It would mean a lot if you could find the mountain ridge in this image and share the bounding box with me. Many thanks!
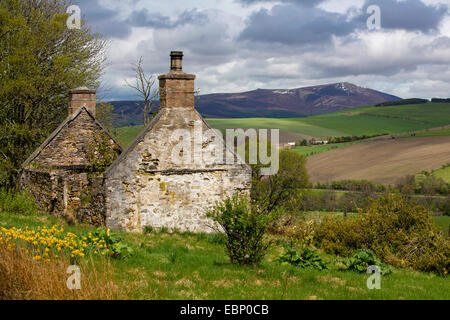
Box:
[109,82,401,127]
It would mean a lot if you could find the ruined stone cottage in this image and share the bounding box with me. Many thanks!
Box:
[20,87,123,225]
[103,51,252,233]
[22,52,251,233]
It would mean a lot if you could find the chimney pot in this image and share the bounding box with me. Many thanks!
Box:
[158,51,196,109]
[170,51,183,72]
[68,87,96,117]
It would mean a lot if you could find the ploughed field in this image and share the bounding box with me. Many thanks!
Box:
[306,136,450,185]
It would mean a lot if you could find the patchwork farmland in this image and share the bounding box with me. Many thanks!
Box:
[206,102,450,139]
[116,102,450,184]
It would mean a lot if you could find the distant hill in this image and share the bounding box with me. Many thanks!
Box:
[108,82,401,127]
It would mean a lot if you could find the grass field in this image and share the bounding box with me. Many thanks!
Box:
[116,125,144,147]
[207,102,450,139]
[114,103,450,146]
[1,211,449,300]
[408,128,450,138]
[433,215,450,237]
[291,142,359,157]
[433,165,450,183]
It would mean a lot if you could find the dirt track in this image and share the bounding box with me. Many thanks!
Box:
[306,136,450,185]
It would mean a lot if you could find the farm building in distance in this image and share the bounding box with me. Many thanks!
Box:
[21,52,252,233]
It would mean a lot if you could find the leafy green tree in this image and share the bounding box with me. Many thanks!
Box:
[252,150,309,213]
[0,0,107,187]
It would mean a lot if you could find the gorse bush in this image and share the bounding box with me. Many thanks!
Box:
[0,188,38,216]
[288,189,375,214]
[315,193,450,275]
[206,194,278,266]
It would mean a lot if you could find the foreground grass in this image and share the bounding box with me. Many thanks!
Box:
[1,212,449,300]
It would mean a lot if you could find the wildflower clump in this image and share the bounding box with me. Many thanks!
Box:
[0,225,112,261]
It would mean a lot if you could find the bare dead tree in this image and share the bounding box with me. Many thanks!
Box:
[124,57,159,126]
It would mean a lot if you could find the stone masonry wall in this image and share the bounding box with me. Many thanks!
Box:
[21,169,107,226]
[106,169,250,233]
[104,107,252,233]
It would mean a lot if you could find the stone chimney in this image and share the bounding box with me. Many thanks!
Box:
[158,51,196,109]
[68,87,96,117]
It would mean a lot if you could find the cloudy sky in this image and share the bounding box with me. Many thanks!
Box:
[72,0,450,101]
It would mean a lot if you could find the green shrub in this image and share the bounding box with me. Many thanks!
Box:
[314,215,363,256]
[315,193,450,275]
[341,250,391,275]
[90,229,134,259]
[278,247,328,270]
[0,188,38,216]
[251,151,309,213]
[206,194,278,266]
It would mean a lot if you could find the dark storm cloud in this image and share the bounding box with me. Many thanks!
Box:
[72,0,132,39]
[126,8,208,28]
[239,4,356,45]
[239,0,448,46]
[71,1,209,39]
[356,0,449,33]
